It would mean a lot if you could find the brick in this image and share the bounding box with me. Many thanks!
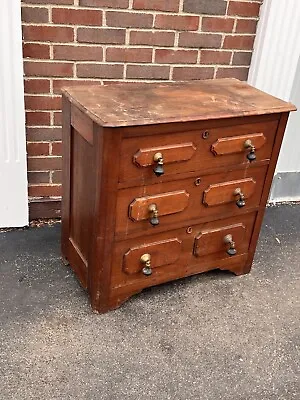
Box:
[27,156,62,172]
[52,142,62,155]
[28,184,62,197]
[52,8,102,26]
[25,96,62,111]
[235,19,258,34]
[79,0,129,8]
[23,43,50,59]
[77,28,126,44]
[173,66,214,80]
[77,63,124,78]
[126,65,170,79]
[23,26,74,42]
[28,172,50,184]
[54,112,62,126]
[53,79,101,94]
[106,47,152,63]
[202,17,234,33]
[26,111,51,126]
[155,49,198,64]
[232,51,252,66]
[179,32,222,48]
[26,127,62,141]
[183,0,227,15]
[23,0,73,4]
[106,11,153,28]
[133,0,180,12]
[223,35,255,50]
[24,79,51,94]
[155,14,199,31]
[21,7,49,23]
[201,50,231,65]
[53,45,103,61]
[52,171,62,184]
[228,1,261,17]
[216,67,249,80]
[27,142,49,156]
[24,61,73,77]
[130,30,175,47]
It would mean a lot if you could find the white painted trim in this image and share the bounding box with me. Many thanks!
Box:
[0,0,28,227]
[248,0,300,202]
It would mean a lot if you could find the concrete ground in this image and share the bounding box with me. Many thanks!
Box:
[0,204,299,400]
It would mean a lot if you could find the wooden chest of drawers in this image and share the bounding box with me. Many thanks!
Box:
[61,79,295,313]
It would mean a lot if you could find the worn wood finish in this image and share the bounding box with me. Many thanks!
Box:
[61,80,295,313]
[119,119,278,183]
[62,79,296,127]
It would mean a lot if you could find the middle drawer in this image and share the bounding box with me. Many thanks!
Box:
[115,165,267,238]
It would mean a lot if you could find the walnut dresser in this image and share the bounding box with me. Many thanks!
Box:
[61,79,296,313]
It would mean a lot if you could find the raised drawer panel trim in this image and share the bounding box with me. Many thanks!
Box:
[211,133,266,156]
[133,142,196,167]
[123,238,182,275]
[194,223,246,257]
[129,190,189,222]
[203,178,256,207]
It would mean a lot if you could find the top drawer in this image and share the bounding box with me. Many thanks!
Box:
[119,119,278,184]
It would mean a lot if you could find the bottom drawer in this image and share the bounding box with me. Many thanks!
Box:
[111,212,257,290]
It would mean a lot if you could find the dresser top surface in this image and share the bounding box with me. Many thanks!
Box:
[62,78,296,127]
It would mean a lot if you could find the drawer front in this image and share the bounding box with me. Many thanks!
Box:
[119,119,278,184]
[111,213,257,289]
[115,165,267,237]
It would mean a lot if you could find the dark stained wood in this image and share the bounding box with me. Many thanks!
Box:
[61,80,296,313]
[123,238,182,275]
[119,118,278,183]
[62,79,296,127]
[133,142,196,167]
[203,177,256,207]
[211,132,266,156]
[129,190,189,222]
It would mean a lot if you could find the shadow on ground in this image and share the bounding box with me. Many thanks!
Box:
[0,204,299,400]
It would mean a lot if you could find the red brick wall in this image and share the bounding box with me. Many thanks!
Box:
[22,0,262,218]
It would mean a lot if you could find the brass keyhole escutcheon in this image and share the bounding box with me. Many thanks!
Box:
[140,253,152,276]
[194,177,201,186]
[153,152,164,176]
[148,203,159,226]
[202,131,209,139]
[224,234,237,256]
[234,187,246,208]
[186,227,193,234]
[244,139,256,162]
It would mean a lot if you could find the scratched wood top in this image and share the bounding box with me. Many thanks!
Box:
[62,79,296,127]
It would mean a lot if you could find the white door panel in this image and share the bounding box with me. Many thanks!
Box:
[0,0,28,227]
